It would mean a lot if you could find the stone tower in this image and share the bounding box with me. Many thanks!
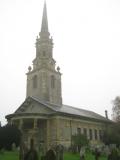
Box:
[26,2,62,105]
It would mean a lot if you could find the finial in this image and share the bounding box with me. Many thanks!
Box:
[28,66,32,72]
[57,66,60,72]
[36,36,38,40]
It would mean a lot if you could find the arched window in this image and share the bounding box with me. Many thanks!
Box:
[51,75,55,89]
[33,75,37,89]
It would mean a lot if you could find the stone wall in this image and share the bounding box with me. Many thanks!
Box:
[48,116,106,148]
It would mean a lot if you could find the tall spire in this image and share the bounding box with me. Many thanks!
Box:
[41,1,49,33]
[26,0,62,105]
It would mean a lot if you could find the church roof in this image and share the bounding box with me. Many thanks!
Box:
[6,96,111,123]
[42,98,111,123]
[47,103,110,122]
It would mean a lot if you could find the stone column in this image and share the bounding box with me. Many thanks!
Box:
[92,128,95,141]
[56,118,60,145]
[46,120,50,151]
[81,127,84,134]
[70,120,72,146]
[34,118,37,129]
[19,119,23,130]
[97,129,99,141]
[8,119,12,125]
[87,128,90,140]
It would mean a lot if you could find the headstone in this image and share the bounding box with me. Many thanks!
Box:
[104,145,110,156]
[12,143,16,151]
[0,149,4,155]
[94,148,101,160]
[79,147,86,160]
[59,145,64,160]
[23,139,38,160]
[56,145,59,160]
[55,144,64,160]
[24,149,38,160]
[19,137,27,160]
[45,149,56,160]
[19,142,25,160]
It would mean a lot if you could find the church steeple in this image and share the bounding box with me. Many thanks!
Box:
[26,2,62,105]
[41,1,48,33]
[39,1,50,39]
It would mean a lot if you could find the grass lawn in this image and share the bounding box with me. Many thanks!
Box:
[0,151,19,160]
[64,152,107,160]
[0,151,107,160]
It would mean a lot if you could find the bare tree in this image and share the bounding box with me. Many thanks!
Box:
[112,96,120,122]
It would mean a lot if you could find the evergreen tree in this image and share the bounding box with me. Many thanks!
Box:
[71,133,89,152]
[102,122,120,146]
[0,124,21,150]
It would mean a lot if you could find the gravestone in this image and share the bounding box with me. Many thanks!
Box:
[12,143,16,151]
[19,141,28,160]
[45,149,56,160]
[55,144,64,160]
[23,139,38,160]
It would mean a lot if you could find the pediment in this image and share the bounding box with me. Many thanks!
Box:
[15,97,55,115]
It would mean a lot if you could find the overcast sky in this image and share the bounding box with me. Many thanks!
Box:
[0,0,120,125]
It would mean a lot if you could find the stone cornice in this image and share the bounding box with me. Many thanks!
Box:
[49,112,113,124]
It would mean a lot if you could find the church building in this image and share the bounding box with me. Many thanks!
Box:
[6,2,111,150]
